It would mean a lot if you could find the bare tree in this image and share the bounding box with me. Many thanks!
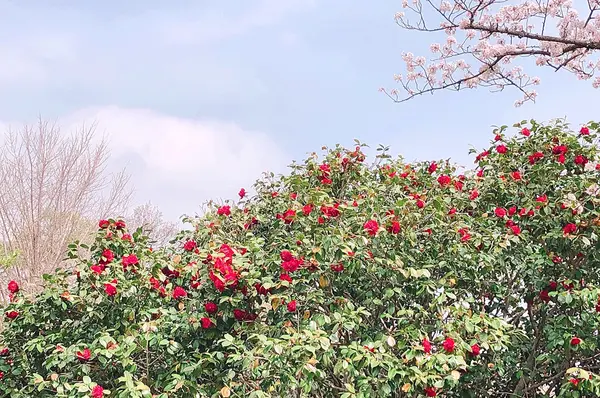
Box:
[0,119,132,301]
[127,202,178,248]
[383,0,600,106]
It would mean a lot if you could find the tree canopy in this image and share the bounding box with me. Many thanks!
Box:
[1,119,600,397]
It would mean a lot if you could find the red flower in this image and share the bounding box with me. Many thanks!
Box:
[553,145,568,155]
[496,145,507,154]
[101,249,115,264]
[91,385,104,398]
[363,220,379,236]
[511,171,522,180]
[282,258,302,273]
[203,302,217,314]
[217,205,231,216]
[183,240,197,251]
[442,337,455,353]
[422,338,432,354]
[574,155,588,165]
[563,223,577,235]
[428,162,437,173]
[5,311,18,320]
[470,343,481,356]
[521,127,531,136]
[76,348,91,361]
[238,188,246,198]
[233,309,247,321]
[387,221,401,234]
[201,317,214,329]
[494,207,507,217]
[115,220,126,229]
[7,281,19,294]
[580,126,590,135]
[280,250,294,262]
[98,219,110,229]
[470,190,479,200]
[173,286,187,299]
[416,199,425,208]
[330,263,344,272]
[424,387,437,397]
[510,225,521,235]
[437,175,451,186]
[104,283,117,296]
[287,300,297,312]
[302,204,313,215]
[536,194,548,203]
[122,254,139,267]
[569,378,580,387]
[283,209,296,224]
[570,337,582,346]
[280,273,292,283]
[529,151,544,164]
[539,290,550,303]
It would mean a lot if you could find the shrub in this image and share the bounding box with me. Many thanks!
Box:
[1,120,600,397]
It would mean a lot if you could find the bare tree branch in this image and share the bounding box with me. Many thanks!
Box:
[0,120,132,301]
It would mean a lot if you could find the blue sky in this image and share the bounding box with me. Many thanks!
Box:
[0,0,597,220]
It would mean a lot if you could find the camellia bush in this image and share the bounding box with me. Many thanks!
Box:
[1,119,600,397]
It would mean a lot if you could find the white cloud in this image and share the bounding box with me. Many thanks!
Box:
[62,106,289,221]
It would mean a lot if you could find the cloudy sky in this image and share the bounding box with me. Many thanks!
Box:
[0,0,597,221]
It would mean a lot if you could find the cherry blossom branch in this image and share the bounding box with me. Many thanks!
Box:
[385,0,600,106]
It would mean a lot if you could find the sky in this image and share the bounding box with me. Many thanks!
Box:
[0,0,598,221]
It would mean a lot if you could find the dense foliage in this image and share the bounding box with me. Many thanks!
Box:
[1,120,600,397]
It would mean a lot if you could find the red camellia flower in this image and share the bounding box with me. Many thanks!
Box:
[387,220,401,234]
[536,194,548,203]
[437,175,451,186]
[280,209,295,224]
[5,311,18,320]
[7,280,19,294]
[442,337,455,353]
[104,283,117,296]
[233,309,247,321]
[282,258,302,273]
[101,249,115,264]
[280,273,293,283]
[173,286,187,299]
[115,220,126,229]
[238,188,246,198]
[98,219,110,229]
[496,145,507,154]
[205,302,218,314]
[580,126,590,135]
[511,171,522,180]
[574,154,588,165]
[76,348,91,361]
[494,207,507,217]
[280,250,294,262]
[363,220,379,236]
[570,337,582,346]
[302,204,313,215]
[122,254,139,268]
[416,199,425,208]
[330,263,344,272]
[521,127,531,136]
[510,224,521,235]
[529,151,544,164]
[287,300,297,312]
[201,317,214,329]
[563,223,577,235]
[91,385,104,398]
[422,338,432,354]
[183,240,197,251]
[424,387,437,397]
[217,205,231,216]
[471,343,481,356]
[428,162,437,173]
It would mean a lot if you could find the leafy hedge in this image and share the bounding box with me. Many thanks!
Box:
[1,120,600,397]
